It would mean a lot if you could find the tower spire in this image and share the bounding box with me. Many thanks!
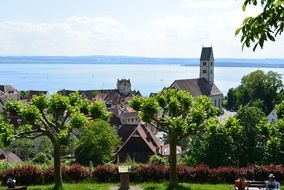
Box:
[199,46,214,84]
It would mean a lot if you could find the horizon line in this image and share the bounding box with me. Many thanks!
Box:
[0,55,284,60]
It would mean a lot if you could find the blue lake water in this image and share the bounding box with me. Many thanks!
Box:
[1,62,284,96]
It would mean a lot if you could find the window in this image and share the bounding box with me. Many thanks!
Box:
[211,62,213,66]
[132,131,140,137]
[203,62,206,66]
[214,99,217,106]
[203,70,207,73]
[210,70,213,74]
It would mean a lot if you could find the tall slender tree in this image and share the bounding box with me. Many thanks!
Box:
[130,89,218,187]
[0,92,110,190]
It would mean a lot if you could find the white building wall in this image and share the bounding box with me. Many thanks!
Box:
[267,110,278,123]
[120,114,140,125]
[200,52,214,84]
[210,95,223,109]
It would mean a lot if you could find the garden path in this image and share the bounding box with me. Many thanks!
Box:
[110,185,142,190]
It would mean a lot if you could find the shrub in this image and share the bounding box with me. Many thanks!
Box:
[92,164,118,183]
[0,162,18,171]
[211,166,239,183]
[32,152,52,165]
[0,164,41,185]
[177,165,195,182]
[132,164,168,182]
[123,155,138,168]
[41,166,55,184]
[149,154,168,165]
[65,164,89,182]
[42,165,68,184]
[191,164,211,183]
[1,163,284,184]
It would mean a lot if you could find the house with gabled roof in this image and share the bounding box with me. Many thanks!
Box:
[0,85,20,112]
[115,123,181,163]
[0,148,23,164]
[115,123,160,163]
[170,47,223,109]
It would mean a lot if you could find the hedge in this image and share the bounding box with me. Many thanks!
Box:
[0,163,283,185]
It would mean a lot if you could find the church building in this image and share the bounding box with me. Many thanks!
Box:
[170,47,223,109]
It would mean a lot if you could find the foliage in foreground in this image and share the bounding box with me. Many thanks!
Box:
[0,183,110,190]
[1,163,284,185]
[237,0,284,51]
[0,92,110,189]
[185,103,284,167]
[130,89,218,187]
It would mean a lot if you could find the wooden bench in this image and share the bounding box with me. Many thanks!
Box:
[236,180,280,190]
[6,187,27,190]
[246,181,266,189]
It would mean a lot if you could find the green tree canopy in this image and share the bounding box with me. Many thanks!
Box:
[267,118,284,164]
[130,88,218,187]
[187,117,233,167]
[236,105,268,165]
[236,0,284,50]
[226,70,283,114]
[74,120,120,166]
[0,92,110,190]
[4,138,35,160]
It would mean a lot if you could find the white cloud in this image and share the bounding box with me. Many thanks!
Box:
[181,0,235,9]
[0,16,130,55]
[0,10,283,58]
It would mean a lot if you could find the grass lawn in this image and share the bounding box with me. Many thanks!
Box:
[139,182,284,190]
[0,183,283,190]
[0,183,110,190]
[139,183,232,190]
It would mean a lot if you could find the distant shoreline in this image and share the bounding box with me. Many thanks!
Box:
[181,63,284,68]
[0,56,284,68]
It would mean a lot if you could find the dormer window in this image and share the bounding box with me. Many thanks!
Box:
[132,131,140,138]
[203,62,206,66]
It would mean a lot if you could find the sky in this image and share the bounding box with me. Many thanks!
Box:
[0,0,283,58]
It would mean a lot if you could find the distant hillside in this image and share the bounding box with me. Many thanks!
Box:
[0,56,283,68]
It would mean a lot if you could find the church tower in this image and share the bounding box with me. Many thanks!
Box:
[199,47,214,84]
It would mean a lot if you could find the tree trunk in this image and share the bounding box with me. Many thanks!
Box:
[169,131,178,188]
[53,141,63,190]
